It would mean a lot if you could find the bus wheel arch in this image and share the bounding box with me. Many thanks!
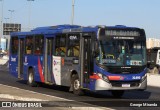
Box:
[28,67,37,87]
[70,71,83,95]
[69,70,77,92]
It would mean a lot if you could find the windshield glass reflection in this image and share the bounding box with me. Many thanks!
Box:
[96,40,146,66]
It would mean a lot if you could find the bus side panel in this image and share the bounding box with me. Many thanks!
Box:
[52,56,61,85]
[61,57,80,87]
[23,55,44,82]
[9,55,18,78]
[88,63,101,91]
[47,55,55,83]
[23,55,28,80]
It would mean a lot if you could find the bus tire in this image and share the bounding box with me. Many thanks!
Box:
[111,90,124,98]
[28,69,37,87]
[71,74,84,95]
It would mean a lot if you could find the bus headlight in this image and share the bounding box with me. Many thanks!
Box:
[97,73,109,83]
[141,74,147,82]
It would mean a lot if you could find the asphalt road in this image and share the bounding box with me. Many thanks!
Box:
[0,67,160,110]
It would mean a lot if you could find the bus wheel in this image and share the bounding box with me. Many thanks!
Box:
[28,69,37,87]
[111,90,124,98]
[71,74,83,95]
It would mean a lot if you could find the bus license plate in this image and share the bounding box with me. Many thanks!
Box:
[122,84,130,87]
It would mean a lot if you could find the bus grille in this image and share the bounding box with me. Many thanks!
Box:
[110,80,140,87]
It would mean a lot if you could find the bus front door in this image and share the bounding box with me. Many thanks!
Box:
[18,38,24,79]
[44,38,53,83]
[80,35,92,88]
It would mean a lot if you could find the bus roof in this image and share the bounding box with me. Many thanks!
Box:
[106,25,141,30]
[10,24,99,36]
[10,24,142,37]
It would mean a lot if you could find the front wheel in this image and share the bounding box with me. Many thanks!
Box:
[111,90,124,98]
[71,74,84,95]
[28,69,37,87]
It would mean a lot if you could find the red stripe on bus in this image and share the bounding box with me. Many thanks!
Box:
[38,58,45,82]
[90,74,100,79]
[108,76,121,80]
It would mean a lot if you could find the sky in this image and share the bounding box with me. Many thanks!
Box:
[1,0,160,38]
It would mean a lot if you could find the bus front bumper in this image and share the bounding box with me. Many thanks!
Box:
[95,78,147,91]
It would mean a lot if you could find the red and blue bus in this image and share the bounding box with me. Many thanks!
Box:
[9,25,147,97]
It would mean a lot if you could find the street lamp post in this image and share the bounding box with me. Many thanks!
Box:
[8,10,14,23]
[27,0,34,31]
[4,18,9,23]
[4,18,9,36]
[0,0,4,49]
[71,0,75,25]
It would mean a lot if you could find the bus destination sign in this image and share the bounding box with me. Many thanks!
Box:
[105,30,140,37]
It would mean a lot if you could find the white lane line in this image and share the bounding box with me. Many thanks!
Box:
[0,84,114,110]
[0,94,46,101]
[0,84,72,101]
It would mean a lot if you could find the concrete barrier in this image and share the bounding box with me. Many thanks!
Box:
[0,59,8,65]
[0,56,9,65]
[147,73,160,87]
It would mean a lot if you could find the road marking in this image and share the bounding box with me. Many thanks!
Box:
[0,84,72,101]
[0,84,114,110]
[0,94,46,101]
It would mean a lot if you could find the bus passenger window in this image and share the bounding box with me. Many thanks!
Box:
[34,35,44,55]
[55,47,66,56]
[11,37,18,54]
[25,36,33,54]
[67,47,73,56]
[67,46,79,57]
[73,46,80,57]
[67,34,80,57]
[55,35,66,56]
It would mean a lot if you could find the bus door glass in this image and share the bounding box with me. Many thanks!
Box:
[10,37,19,76]
[18,38,24,79]
[53,35,67,85]
[80,34,92,88]
[44,38,53,83]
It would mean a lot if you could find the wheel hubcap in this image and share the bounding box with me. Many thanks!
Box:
[74,79,80,90]
[29,73,33,84]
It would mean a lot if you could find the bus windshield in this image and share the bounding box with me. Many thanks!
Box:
[97,39,146,66]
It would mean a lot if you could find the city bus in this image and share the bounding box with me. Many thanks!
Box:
[9,25,147,97]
